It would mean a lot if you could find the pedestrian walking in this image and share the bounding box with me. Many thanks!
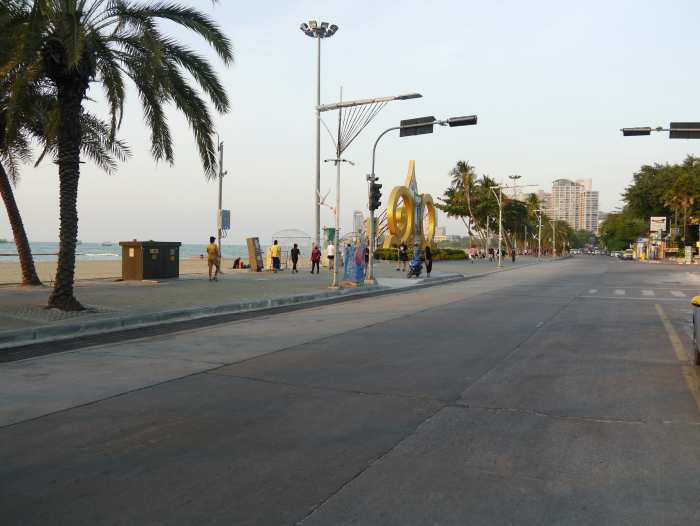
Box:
[425,244,433,277]
[310,244,321,274]
[326,242,335,271]
[270,240,281,273]
[398,242,408,272]
[290,243,300,273]
[206,236,220,281]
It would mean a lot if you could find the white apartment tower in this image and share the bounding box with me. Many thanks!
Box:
[352,210,365,235]
[549,179,599,234]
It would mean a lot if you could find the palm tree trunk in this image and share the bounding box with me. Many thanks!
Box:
[48,82,85,311]
[0,161,41,285]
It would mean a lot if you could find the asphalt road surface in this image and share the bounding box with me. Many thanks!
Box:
[2,256,700,525]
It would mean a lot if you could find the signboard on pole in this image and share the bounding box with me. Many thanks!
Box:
[649,216,666,232]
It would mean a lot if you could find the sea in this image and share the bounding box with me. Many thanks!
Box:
[0,241,251,263]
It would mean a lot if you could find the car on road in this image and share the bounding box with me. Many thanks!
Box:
[621,249,634,260]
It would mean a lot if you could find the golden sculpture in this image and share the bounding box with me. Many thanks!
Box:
[383,160,437,249]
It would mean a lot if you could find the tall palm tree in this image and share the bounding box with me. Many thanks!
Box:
[1,0,232,310]
[1,64,129,286]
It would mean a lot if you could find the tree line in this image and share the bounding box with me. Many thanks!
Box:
[436,161,592,254]
[0,0,232,310]
[600,155,700,251]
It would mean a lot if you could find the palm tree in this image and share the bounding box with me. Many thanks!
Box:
[1,1,232,310]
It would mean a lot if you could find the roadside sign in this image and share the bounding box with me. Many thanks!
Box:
[649,216,666,232]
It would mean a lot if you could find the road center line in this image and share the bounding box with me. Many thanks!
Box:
[655,303,700,411]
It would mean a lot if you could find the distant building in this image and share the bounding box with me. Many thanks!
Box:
[434,226,448,243]
[550,179,599,234]
[352,210,364,235]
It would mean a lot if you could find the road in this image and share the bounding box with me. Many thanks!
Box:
[2,256,700,525]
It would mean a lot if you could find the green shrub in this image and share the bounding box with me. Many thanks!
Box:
[373,247,467,261]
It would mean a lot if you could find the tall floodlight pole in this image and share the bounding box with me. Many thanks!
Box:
[300,21,338,248]
[368,114,478,281]
[320,92,422,288]
[550,220,557,257]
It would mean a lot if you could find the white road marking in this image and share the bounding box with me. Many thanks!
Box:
[642,290,655,297]
[588,289,598,294]
[614,289,626,295]
[670,290,686,297]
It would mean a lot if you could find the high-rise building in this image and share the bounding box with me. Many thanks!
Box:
[549,179,599,234]
[352,210,365,235]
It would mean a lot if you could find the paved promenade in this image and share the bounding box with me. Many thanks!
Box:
[0,257,542,346]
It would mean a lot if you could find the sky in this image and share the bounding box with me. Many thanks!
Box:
[4,0,700,244]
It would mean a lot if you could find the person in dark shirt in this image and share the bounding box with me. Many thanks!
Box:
[290,243,300,273]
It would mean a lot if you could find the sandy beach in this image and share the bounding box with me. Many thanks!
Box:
[0,258,235,285]
[0,256,318,285]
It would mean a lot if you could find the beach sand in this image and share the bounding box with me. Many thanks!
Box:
[0,258,231,285]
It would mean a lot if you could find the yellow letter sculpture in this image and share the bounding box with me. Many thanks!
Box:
[383,160,437,249]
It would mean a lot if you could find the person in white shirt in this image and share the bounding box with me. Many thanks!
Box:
[326,243,335,270]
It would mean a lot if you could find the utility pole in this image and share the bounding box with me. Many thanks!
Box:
[217,136,224,256]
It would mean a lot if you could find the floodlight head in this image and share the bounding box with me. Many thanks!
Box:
[395,93,422,100]
[309,20,317,29]
[321,21,329,29]
[329,24,338,33]
[447,115,478,127]
[621,127,652,136]
[300,23,308,31]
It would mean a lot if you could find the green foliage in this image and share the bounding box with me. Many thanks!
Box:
[604,154,700,251]
[1,0,233,177]
[599,212,646,251]
[374,247,467,261]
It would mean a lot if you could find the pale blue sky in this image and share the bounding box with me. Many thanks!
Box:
[3,0,700,244]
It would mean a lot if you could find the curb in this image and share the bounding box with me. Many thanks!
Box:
[0,257,570,359]
[0,274,466,356]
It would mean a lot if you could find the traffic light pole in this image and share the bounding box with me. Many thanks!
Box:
[367,126,401,282]
[367,116,478,282]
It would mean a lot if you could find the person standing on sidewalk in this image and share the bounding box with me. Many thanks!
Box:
[398,242,408,272]
[207,236,221,281]
[270,240,281,273]
[290,243,300,273]
[425,244,433,277]
[326,242,335,271]
[310,244,321,274]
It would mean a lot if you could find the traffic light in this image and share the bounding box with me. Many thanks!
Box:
[369,180,383,211]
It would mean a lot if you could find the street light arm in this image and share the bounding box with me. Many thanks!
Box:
[370,126,401,177]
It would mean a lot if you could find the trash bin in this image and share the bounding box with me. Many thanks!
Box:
[692,296,700,365]
[119,241,181,280]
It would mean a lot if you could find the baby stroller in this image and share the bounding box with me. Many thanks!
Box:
[406,247,424,278]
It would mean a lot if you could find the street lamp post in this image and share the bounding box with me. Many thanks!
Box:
[550,220,557,257]
[367,115,478,281]
[508,174,521,256]
[320,92,421,288]
[300,20,338,249]
[490,187,504,268]
[535,209,544,258]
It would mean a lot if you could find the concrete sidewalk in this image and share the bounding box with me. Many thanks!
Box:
[0,257,544,351]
